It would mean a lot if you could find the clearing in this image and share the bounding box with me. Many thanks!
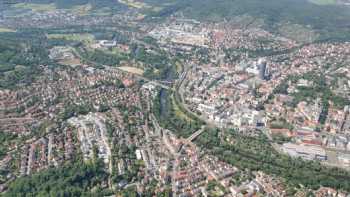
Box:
[118,0,151,9]
[13,3,56,12]
[0,27,16,33]
[70,4,93,16]
[118,66,144,75]
[47,33,95,44]
[58,58,82,67]
[308,0,337,5]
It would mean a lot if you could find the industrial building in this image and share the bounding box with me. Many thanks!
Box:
[282,143,327,161]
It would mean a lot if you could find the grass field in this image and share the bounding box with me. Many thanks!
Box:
[91,7,112,16]
[0,27,16,33]
[118,0,151,9]
[13,3,56,12]
[47,33,95,44]
[118,66,144,75]
[308,0,337,5]
[58,58,81,67]
[175,61,183,74]
[278,23,319,43]
[70,4,93,16]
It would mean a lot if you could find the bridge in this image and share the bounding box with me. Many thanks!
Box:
[186,126,206,142]
[112,66,173,90]
[150,114,162,135]
[176,126,206,153]
[158,80,173,84]
[149,81,171,90]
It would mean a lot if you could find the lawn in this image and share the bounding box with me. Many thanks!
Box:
[58,58,81,67]
[118,66,144,75]
[308,0,337,5]
[118,0,151,9]
[0,27,16,33]
[47,33,95,44]
[91,7,113,16]
[70,4,93,16]
[13,3,56,12]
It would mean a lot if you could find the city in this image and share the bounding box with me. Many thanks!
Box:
[0,0,350,196]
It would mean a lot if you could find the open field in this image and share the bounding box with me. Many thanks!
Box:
[278,23,319,43]
[70,4,93,16]
[308,0,337,5]
[47,33,95,44]
[118,0,151,9]
[0,27,16,33]
[175,61,183,74]
[118,66,144,75]
[58,58,81,67]
[13,3,56,12]
[91,7,112,16]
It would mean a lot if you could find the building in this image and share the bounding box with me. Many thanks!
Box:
[99,40,117,47]
[338,154,350,166]
[257,58,267,80]
[282,143,327,161]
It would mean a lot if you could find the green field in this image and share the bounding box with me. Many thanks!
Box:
[0,27,16,33]
[118,0,151,9]
[91,7,113,16]
[13,3,56,12]
[47,33,95,44]
[10,2,120,16]
[70,4,93,16]
[308,0,337,5]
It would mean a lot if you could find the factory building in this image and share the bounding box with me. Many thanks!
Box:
[282,143,327,161]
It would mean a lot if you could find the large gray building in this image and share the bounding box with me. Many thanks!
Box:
[257,58,267,80]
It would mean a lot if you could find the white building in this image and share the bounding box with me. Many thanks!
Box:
[99,40,117,47]
[338,154,350,166]
[282,143,327,161]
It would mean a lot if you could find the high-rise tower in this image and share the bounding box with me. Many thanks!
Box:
[257,58,267,80]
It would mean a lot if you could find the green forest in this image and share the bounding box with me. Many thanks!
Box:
[0,30,57,89]
[4,160,111,197]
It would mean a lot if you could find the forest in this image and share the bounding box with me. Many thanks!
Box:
[0,30,57,89]
[4,159,111,197]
